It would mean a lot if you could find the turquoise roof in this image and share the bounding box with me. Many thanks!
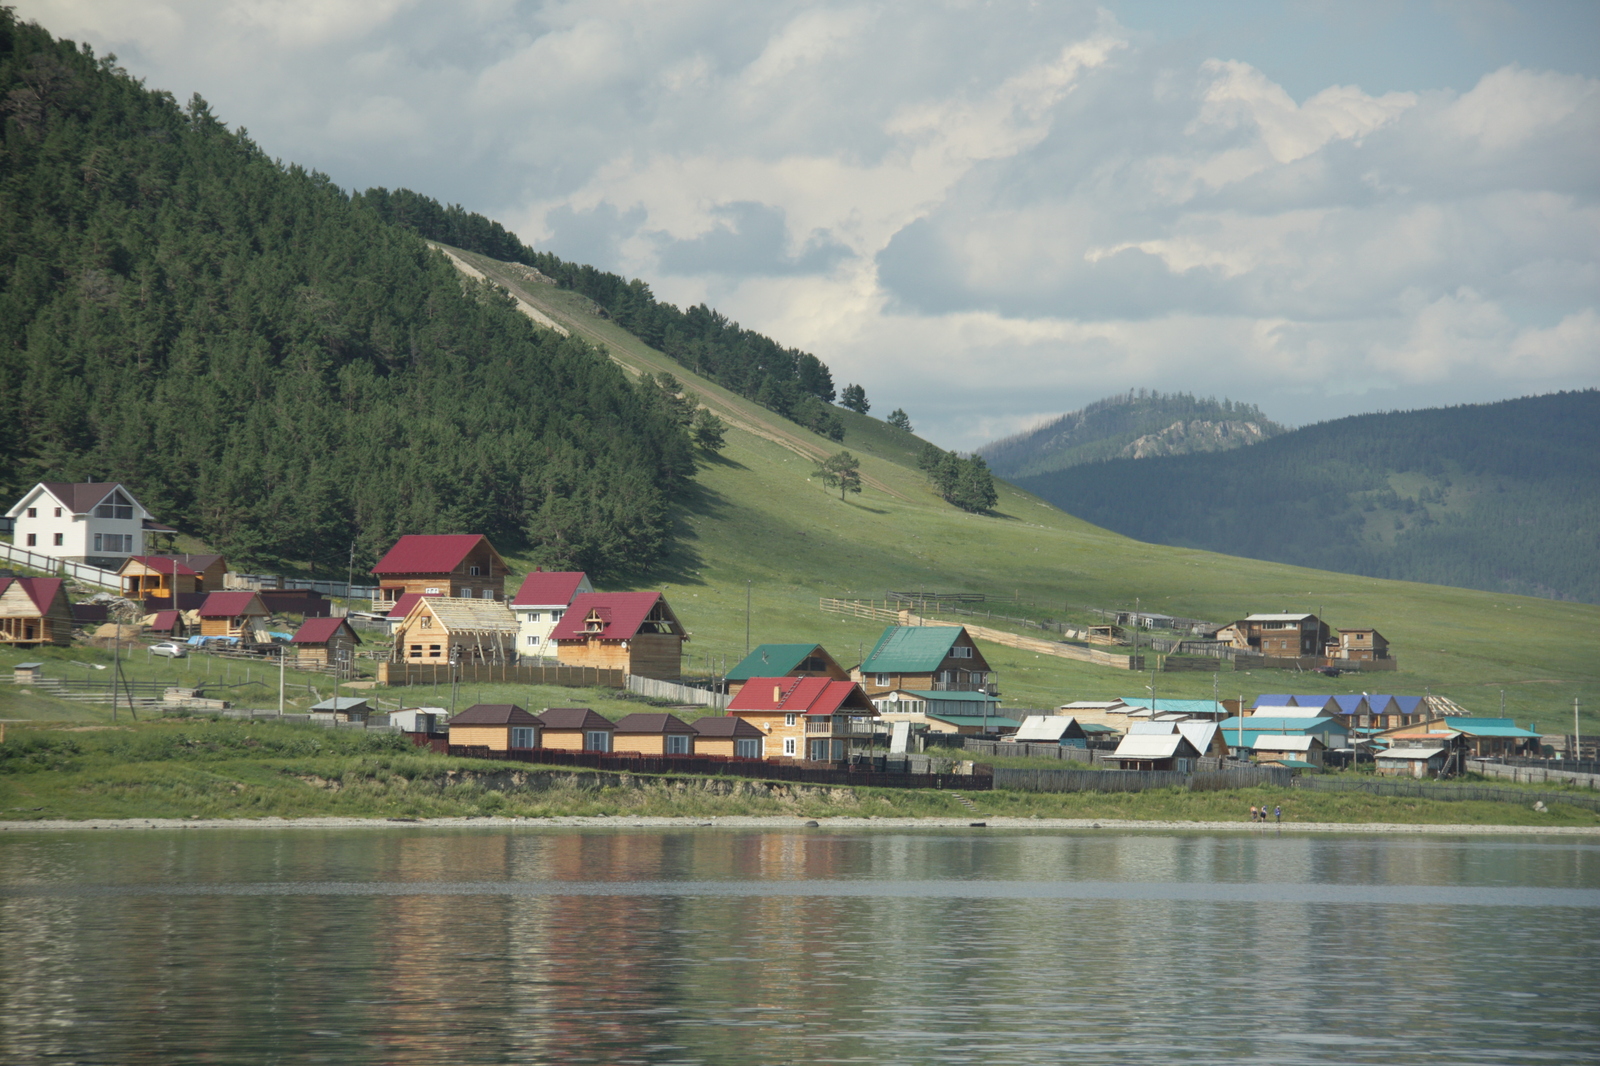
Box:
[726,643,822,681]
[861,626,964,673]
[1439,717,1542,738]
[900,689,1000,703]
[1120,698,1230,716]
[928,714,1021,729]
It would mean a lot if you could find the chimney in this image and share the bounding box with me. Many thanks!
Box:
[773,684,781,704]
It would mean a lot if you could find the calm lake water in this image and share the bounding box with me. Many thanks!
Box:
[2,827,1597,1065]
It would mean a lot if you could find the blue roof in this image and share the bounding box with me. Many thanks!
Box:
[1330,695,1366,715]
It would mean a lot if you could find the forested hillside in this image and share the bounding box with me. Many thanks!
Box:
[982,391,1284,478]
[1013,391,1600,603]
[0,13,692,578]
[360,188,848,441]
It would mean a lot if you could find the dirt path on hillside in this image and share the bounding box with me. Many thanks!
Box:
[434,245,910,501]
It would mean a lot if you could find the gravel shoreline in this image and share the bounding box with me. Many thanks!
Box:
[3,816,1596,835]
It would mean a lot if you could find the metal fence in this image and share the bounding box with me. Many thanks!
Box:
[448,745,992,790]
[1289,775,1600,812]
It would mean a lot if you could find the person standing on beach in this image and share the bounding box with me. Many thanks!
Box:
[1274,805,1282,823]
[1250,805,1258,822]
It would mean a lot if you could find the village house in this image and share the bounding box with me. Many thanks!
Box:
[308,696,371,723]
[196,590,270,640]
[1009,715,1090,746]
[691,716,766,759]
[1328,628,1391,661]
[508,570,593,662]
[1215,613,1331,657]
[534,707,616,752]
[550,592,687,680]
[370,534,510,613]
[612,713,698,756]
[1109,733,1202,771]
[728,676,879,763]
[0,577,73,647]
[1130,719,1229,758]
[1376,746,1449,778]
[871,689,1010,734]
[288,617,362,670]
[1055,700,1133,732]
[119,556,200,603]
[390,596,518,665]
[1251,734,1325,768]
[725,643,849,696]
[853,625,996,697]
[448,703,542,752]
[5,481,170,568]
[1218,713,1350,753]
[145,608,187,639]
[1376,717,1541,759]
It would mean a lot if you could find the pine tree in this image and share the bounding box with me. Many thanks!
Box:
[814,451,863,501]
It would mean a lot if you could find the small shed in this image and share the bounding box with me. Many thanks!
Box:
[13,662,44,684]
[146,609,187,637]
[391,707,448,735]
[290,617,363,669]
[1252,734,1326,768]
[308,696,371,722]
[1376,746,1449,778]
[1009,715,1089,746]
[448,703,541,751]
[612,712,698,756]
[1109,733,1202,771]
[691,716,766,759]
[535,707,616,752]
[197,591,270,639]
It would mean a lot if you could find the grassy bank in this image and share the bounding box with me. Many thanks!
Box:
[4,719,1596,826]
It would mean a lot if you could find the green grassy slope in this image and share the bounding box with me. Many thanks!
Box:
[432,245,1599,736]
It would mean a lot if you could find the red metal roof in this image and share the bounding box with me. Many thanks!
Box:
[149,610,182,631]
[0,577,63,614]
[291,617,361,645]
[510,571,589,606]
[728,676,877,716]
[198,591,267,618]
[549,592,676,642]
[378,591,438,618]
[371,535,492,576]
[122,555,198,576]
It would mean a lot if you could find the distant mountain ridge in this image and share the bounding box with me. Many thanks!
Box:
[981,391,1286,478]
[1011,391,1600,604]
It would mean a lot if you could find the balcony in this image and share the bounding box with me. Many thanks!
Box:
[930,678,1000,696]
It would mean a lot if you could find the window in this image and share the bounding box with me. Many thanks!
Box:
[26,507,36,518]
[783,737,797,757]
[26,534,36,546]
[785,713,797,727]
[527,611,541,622]
[469,566,481,576]
[526,635,539,646]
[53,533,63,546]
[95,492,134,521]
[735,738,761,759]
[428,644,442,658]
[584,730,611,753]
[482,589,494,599]
[874,673,890,686]
[53,507,60,518]
[666,734,690,755]
[409,644,423,658]
[510,727,536,749]
[948,646,972,659]
[552,609,564,621]
[420,616,432,629]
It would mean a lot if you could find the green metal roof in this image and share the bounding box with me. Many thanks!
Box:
[1119,698,1229,716]
[1272,759,1318,769]
[927,714,1021,729]
[726,643,820,681]
[899,689,1000,703]
[861,625,962,673]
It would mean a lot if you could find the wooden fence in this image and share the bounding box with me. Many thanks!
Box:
[378,662,624,688]
[818,599,1143,671]
[448,745,991,790]
[1467,759,1600,789]
[625,674,730,709]
[1289,775,1600,811]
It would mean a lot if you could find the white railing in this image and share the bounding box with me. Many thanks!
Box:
[0,543,120,590]
[226,573,379,598]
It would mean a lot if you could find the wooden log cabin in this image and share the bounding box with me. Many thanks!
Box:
[0,577,73,647]
[119,555,200,601]
[852,624,996,697]
[550,592,687,680]
[612,712,697,756]
[288,616,362,669]
[390,596,518,665]
[196,590,270,639]
[727,676,879,763]
[370,535,510,613]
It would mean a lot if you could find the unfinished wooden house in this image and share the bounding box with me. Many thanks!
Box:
[196,591,270,639]
[550,592,687,680]
[0,577,73,647]
[390,596,518,665]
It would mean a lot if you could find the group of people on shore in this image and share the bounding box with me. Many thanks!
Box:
[1250,804,1281,823]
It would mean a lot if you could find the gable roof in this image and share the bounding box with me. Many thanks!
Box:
[400,596,517,634]
[1112,734,1200,760]
[1177,721,1220,754]
[1377,746,1447,760]
[0,577,64,614]
[1012,715,1086,742]
[1252,735,1321,752]
[894,689,1001,704]
[449,703,541,728]
[10,481,147,518]
[380,591,436,619]
[1219,715,1346,733]
[119,556,198,577]
[148,609,183,631]
[1119,697,1230,718]
[291,617,361,645]
[1242,613,1318,623]
[371,534,500,576]
[1437,717,1542,738]
[535,707,614,731]
[727,643,830,681]
[691,716,764,738]
[549,592,683,642]
[614,712,696,735]
[309,696,369,712]
[860,625,968,673]
[927,714,1021,729]
[728,676,877,715]
[198,591,268,618]
[510,571,591,607]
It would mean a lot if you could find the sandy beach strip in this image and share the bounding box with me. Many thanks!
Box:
[2,816,1597,835]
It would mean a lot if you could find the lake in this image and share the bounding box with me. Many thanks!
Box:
[2,826,1597,1064]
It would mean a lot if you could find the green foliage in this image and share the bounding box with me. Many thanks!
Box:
[840,383,870,415]
[886,408,913,433]
[919,445,998,513]
[1015,391,1600,603]
[360,187,842,439]
[984,389,1286,478]
[0,15,690,579]
[814,450,863,501]
[691,407,726,452]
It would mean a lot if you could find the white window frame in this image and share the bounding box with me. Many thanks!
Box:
[949,646,972,659]
[784,713,797,727]
[874,673,890,686]
[526,635,539,646]
[782,737,797,757]
[735,738,761,759]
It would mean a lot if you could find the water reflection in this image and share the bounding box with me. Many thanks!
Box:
[1,828,1597,1065]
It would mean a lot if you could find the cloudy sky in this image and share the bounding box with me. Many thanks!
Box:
[21,0,1600,448]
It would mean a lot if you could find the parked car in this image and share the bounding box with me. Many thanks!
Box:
[150,642,187,659]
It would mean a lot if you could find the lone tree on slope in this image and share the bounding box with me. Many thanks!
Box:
[840,384,870,414]
[814,450,863,501]
[886,408,913,433]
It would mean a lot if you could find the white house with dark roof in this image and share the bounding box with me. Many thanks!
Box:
[6,482,164,568]
[508,570,592,661]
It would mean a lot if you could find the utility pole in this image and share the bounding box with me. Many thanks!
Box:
[745,580,751,656]
[1576,696,1582,764]
[278,644,286,715]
